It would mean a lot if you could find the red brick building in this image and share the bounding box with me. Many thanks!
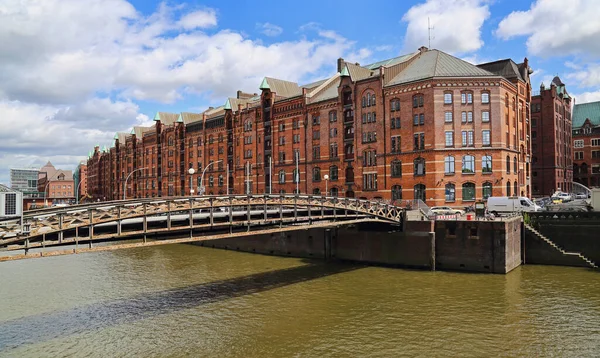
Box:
[572,101,600,188]
[37,161,75,205]
[530,77,573,197]
[87,47,532,205]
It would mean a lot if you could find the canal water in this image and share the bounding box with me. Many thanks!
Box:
[0,244,598,357]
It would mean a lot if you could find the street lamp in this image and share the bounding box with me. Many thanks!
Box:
[123,167,147,200]
[324,174,329,196]
[199,160,223,196]
[76,180,83,204]
[188,167,195,195]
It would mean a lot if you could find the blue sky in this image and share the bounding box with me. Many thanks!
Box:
[1,0,599,185]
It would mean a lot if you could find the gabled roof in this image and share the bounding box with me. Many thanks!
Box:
[345,62,376,82]
[225,97,251,112]
[307,73,341,104]
[386,49,496,87]
[204,105,225,119]
[259,77,302,98]
[301,78,328,89]
[153,112,179,125]
[0,184,18,193]
[364,52,418,70]
[573,101,600,129]
[114,132,128,143]
[477,59,524,82]
[179,112,203,125]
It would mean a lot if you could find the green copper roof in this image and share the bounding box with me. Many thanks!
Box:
[102,145,108,152]
[153,112,161,121]
[113,133,119,140]
[130,128,135,134]
[573,101,600,129]
[177,114,183,123]
[259,77,270,90]
[340,66,350,77]
[224,99,232,110]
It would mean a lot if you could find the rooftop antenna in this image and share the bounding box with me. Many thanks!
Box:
[428,17,434,49]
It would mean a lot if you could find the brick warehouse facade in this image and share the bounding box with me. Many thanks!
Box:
[530,77,573,197]
[86,47,532,205]
[572,101,600,188]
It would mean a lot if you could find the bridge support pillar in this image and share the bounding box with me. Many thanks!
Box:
[324,228,332,261]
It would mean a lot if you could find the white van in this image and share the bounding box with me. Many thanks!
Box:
[487,196,541,215]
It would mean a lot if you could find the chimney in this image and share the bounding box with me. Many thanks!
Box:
[419,46,429,53]
[302,88,307,96]
[237,90,242,99]
[337,58,345,73]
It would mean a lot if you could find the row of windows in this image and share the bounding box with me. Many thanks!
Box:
[444,130,490,147]
[444,155,492,175]
[362,93,376,108]
[445,182,493,201]
[443,91,490,105]
[361,112,377,124]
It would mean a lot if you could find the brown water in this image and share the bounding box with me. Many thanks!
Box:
[0,244,598,357]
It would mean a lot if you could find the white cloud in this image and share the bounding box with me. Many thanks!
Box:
[496,0,600,57]
[573,91,600,104]
[0,1,369,184]
[178,9,217,29]
[257,22,283,37]
[402,0,490,54]
[566,63,600,88]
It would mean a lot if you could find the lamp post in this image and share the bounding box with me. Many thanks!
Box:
[199,160,222,196]
[324,174,329,197]
[123,167,146,200]
[76,180,83,204]
[188,167,195,196]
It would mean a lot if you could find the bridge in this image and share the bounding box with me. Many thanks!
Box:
[0,194,404,262]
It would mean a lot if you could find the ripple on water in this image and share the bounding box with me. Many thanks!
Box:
[0,246,599,357]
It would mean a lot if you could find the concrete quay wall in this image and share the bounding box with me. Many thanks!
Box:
[197,218,523,274]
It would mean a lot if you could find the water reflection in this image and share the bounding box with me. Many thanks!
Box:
[0,261,360,351]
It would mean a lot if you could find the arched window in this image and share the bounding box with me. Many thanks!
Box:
[279,170,286,184]
[209,135,214,144]
[392,185,402,200]
[313,167,321,182]
[218,134,223,143]
[482,155,492,173]
[414,157,426,176]
[514,182,518,197]
[390,98,400,111]
[462,155,475,173]
[445,183,456,202]
[370,94,376,106]
[506,156,511,174]
[444,156,455,174]
[293,169,300,183]
[391,160,402,177]
[209,175,214,187]
[362,96,367,108]
[363,150,377,167]
[329,111,337,122]
[507,181,511,196]
[513,156,518,173]
[313,188,321,195]
[444,91,453,104]
[330,187,339,197]
[197,137,202,146]
[329,166,338,180]
[462,182,476,201]
[218,175,223,187]
[414,184,426,201]
[482,182,492,200]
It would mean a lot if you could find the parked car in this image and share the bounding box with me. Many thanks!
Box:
[428,206,465,216]
[551,191,572,202]
[574,193,589,200]
[487,196,541,215]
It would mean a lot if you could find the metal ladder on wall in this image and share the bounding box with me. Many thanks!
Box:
[524,223,598,269]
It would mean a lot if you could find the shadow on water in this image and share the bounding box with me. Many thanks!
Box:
[0,261,362,352]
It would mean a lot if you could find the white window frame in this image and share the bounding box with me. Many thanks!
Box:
[445,131,454,147]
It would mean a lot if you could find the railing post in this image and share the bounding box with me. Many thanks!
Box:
[294,195,298,222]
[117,206,121,236]
[143,203,147,243]
[321,196,325,218]
[333,197,337,221]
[279,195,283,228]
[209,197,214,228]
[167,201,171,230]
[247,195,251,232]
[58,213,63,243]
[264,194,268,222]
[229,196,233,234]
[189,198,194,238]
[308,197,312,224]
[345,198,348,218]
[88,209,94,248]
